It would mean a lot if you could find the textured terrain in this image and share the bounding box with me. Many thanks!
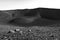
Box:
[0,26,60,40]
[0,8,60,40]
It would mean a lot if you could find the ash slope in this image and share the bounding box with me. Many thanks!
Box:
[7,8,60,27]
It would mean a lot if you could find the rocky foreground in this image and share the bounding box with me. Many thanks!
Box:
[0,25,60,40]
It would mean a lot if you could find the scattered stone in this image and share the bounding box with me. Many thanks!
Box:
[14,28,20,33]
[9,30,15,33]
[0,27,60,40]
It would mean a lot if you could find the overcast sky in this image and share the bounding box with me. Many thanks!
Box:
[0,0,60,10]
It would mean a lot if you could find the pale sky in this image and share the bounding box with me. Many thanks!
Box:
[0,0,60,10]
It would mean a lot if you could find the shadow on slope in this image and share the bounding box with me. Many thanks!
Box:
[8,18,60,27]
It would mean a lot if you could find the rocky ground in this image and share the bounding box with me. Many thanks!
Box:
[0,24,60,40]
